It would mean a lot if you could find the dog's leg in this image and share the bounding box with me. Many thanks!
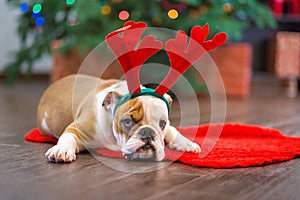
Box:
[165,126,201,153]
[45,123,85,163]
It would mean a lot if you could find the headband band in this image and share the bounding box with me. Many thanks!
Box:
[114,88,170,115]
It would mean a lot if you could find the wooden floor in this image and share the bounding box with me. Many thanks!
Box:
[1,74,300,200]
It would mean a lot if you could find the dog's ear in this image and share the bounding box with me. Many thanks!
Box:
[164,93,173,107]
[102,91,122,113]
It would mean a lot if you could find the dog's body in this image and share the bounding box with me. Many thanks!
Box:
[38,74,200,162]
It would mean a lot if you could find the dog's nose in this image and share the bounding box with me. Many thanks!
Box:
[139,127,155,142]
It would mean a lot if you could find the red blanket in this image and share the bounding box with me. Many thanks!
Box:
[24,123,300,168]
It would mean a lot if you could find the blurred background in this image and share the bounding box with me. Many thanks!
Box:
[1,0,299,97]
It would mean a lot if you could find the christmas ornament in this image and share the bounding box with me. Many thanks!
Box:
[35,17,45,27]
[119,10,129,20]
[66,0,76,5]
[20,3,28,13]
[101,5,112,15]
[32,3,42,14]
[168,9,179,19]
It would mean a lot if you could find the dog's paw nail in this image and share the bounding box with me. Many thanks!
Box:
[191,142,201,153]
[45,145,76,163]
[188,142,200,153]
[47,156,55,162]
[65,151,76,162]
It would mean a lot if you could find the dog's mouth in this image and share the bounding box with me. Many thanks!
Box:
[124,140,157,161]
[121,132,165,161]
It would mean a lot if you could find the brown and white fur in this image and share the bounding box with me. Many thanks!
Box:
[37,74,200,162]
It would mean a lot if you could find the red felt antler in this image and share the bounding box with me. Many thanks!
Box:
[155,24,227,95]
[106,21,163,94]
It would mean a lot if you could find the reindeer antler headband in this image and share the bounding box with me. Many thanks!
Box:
[106,21,227,115]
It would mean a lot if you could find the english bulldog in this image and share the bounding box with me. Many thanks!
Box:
[37,74,201,163]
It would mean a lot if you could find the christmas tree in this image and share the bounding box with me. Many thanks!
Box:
[5,0,276,83]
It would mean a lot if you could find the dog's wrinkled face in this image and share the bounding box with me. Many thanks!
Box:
[113,96,170,161]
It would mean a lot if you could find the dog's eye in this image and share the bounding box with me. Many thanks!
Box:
[159,120,166,130]
[122,119,135,130]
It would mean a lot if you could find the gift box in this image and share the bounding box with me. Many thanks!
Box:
[210,43,252,98]
[274,32,300,79]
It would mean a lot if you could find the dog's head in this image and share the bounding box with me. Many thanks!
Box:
[102,90,172,161]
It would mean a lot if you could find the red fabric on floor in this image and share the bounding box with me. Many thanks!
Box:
[24,128,58,143]
[24,123,300,168]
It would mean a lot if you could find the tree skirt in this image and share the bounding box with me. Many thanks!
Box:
[24,123,300,168]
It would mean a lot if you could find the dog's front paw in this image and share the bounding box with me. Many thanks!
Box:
[169,140,201,153]
[45,145,76,163]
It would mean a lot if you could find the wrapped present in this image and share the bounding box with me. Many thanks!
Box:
[210,43,252,98]
[275,32,300,79]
